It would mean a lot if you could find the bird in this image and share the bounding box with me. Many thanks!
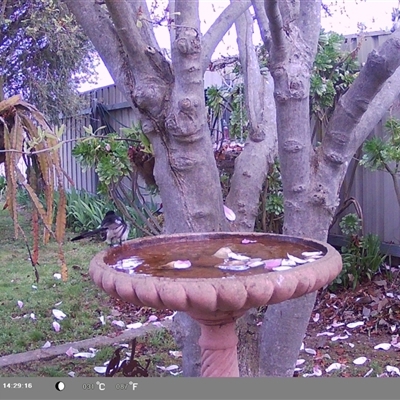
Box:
[71,210,129,246]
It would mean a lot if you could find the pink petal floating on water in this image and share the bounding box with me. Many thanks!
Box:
[223,205,236,221]
[241,239,257,244]
[264,259,282,269]
[52,321,61,332]
[272,266,292,271]
[173,260,191,269]
[17,300,24,309]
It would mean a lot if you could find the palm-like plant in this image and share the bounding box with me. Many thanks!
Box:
[0,94,69,280]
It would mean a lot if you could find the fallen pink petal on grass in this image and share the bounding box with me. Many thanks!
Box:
[126,322,143,330]
[353,356,368,365]
[52,309,67,320]
[386,366,400,376]
[17,300,23,309]
[112,320,125,328]
[325,363,342,373]
[52,321,61,332]
[42,341,51,349]
[374,343,391,350]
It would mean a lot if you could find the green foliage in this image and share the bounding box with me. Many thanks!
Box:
[339,213,361,236]
[255,160,284,233]
[331,214,386,290]
[63,188,115,233]
[206,83,248,141]
[310,31,359,138]
[72,126,133,193]
[0,0,98,122]
[361,118,400,173]
[0,175,6,197]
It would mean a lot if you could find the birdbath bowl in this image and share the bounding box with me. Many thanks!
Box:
[89,232,342,377]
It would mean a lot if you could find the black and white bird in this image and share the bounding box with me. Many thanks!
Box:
[71,211,129,246]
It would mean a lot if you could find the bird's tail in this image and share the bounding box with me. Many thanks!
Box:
[71,227,107,241]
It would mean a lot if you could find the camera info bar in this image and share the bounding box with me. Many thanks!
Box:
[1,377,400,400]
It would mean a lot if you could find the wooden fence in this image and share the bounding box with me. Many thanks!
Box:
[60,31,400,249]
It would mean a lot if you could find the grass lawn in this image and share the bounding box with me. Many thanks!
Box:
[0,201,180,377]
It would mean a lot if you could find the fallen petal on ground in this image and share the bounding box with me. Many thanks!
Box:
[112,320,125,328]
[305,348,317,355]
[52,321,60,332]
[94,366,107,374]
[353,356,368,365]
[125,322,142,329]
[52,309,67,320]
[346,321,364,329]
[325,363,342,373]
[374,343,391,350]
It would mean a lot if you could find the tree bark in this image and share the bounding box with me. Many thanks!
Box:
[64,0,400,378]
[258,2,400,376]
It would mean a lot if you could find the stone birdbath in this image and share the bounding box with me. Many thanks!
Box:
[89,232,342,377]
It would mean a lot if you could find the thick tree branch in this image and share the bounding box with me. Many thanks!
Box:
[225,6,277,231]
[321,34,400,170]
[104,0,148,62]
[63,0,128,90]
[252,0,270,48]
[126,0,162,52]
[264,0,286,63]
[353,66,400,148]
[298,0,321,55]
[201,0,251,72]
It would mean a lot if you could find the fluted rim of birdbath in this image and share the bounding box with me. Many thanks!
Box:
[89,232,342,320]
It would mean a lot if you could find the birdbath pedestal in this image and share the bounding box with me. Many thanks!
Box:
[89,232,342,377]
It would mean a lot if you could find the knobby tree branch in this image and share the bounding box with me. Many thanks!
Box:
[201,0,251,72]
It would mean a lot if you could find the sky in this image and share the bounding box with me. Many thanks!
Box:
[78,0,400,92]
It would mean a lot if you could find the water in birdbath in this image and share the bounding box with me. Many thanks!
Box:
[104,235,326,279]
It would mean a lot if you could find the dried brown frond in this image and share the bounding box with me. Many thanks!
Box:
[0,94,71,280]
